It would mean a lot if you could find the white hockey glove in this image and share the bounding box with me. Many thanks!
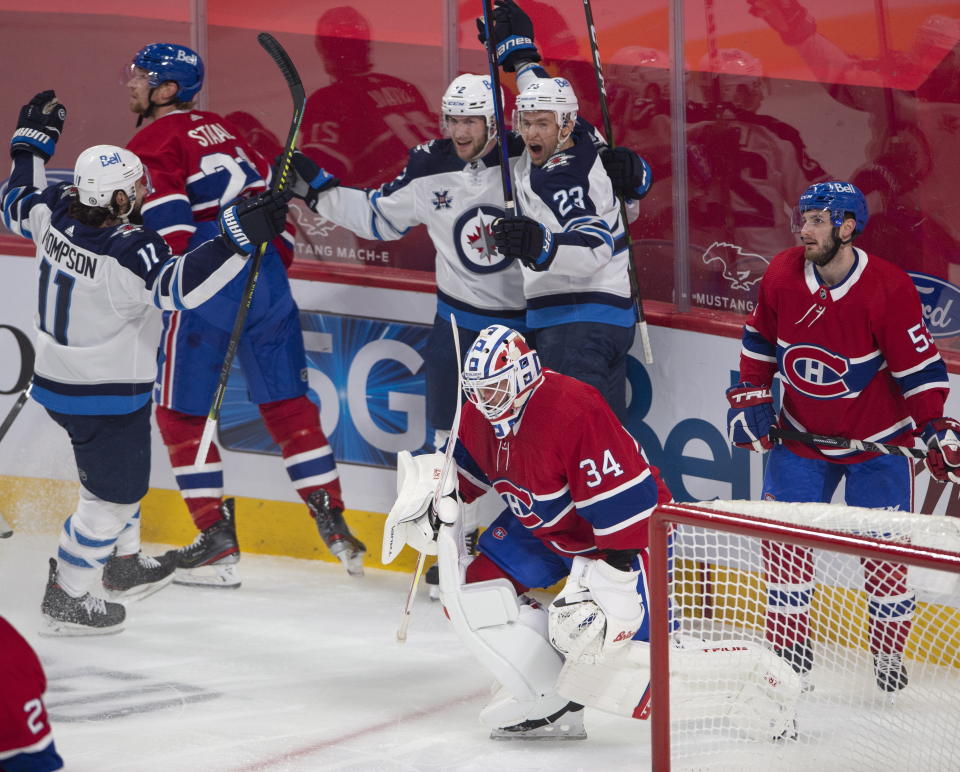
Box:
[381,450,454,564]
[548,556,645,665]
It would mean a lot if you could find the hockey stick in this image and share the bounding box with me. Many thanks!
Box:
[0,390,28,447]
[397,313,465,642]
[480,0,516,214]
[582,0,653,365]
[194,33,306,467]
[769,427,926,459]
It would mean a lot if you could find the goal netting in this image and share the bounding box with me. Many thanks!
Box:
[647,500,960,772]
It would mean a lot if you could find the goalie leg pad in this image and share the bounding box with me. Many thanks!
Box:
[556,640,652,719]
[436,515,565,729]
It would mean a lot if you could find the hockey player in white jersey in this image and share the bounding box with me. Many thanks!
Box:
[484,0,640,421]
[3,91,290,635]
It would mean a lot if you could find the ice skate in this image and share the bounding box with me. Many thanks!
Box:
[874,652,908,693]
[40,558,125,636]
[102,550,177,602]
[167,499,241,588]
[490,701,587,741]
[307,489,365,577]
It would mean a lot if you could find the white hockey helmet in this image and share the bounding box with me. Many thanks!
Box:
[513,77,579,133]
[74,145,145,215]
[697,49,766,108]
[611,46,671,101]
[441,73,501,142]
[461,325,543,438]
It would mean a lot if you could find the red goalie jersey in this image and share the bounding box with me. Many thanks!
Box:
[453,370,671,556]
[739,246,949,461]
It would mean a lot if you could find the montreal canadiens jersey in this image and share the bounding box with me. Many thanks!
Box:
[739,246,949,461]
[453,370,671,556]
[310,136,528,332]
[0,617,63,771]
[127,110,294,259]
[2,153,249,415]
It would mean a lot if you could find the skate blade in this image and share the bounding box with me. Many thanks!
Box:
[173,563,241,588]
[39,614,124,637]
[428,584,440,601]
[489,724,587,741]
[331,543,365,577]
[104,572,175,603]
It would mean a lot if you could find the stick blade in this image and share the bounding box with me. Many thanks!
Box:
[257,33,303,93]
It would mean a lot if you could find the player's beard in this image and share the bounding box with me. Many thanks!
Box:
[804,234,842,268]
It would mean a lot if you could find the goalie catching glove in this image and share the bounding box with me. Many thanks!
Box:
[921,417,960,484]
[11,90,66,161]
[726,382,776,452]
[548,555,644,665]
[382,450,458,563]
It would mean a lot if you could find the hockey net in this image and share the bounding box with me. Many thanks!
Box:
[648,500,960,772]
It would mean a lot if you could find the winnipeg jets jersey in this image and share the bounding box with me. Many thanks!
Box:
[127,110,294,259]
[3,153,249,415]
[310,137,528,331]
[453,370,670,556]
[739,246,949,461]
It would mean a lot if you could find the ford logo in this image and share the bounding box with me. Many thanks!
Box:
[909,272,960,339]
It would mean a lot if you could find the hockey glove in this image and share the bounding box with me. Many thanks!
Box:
[548,556,644,665]
[11,90,66,161]
[726,382,776,452]
[921,418,960,485]
[218,190,291,257]
[277,151,339,210]
[747,0,817,46]
[476,0,542,72]
[600,146,653,201]
[492,215,557,271]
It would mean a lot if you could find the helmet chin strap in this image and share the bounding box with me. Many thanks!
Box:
[817,228,853,268]
[136,87,178,127]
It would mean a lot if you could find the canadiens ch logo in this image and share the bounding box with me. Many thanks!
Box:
[453,204,510,274]
[432,189,454,209]
[493,479,543,528]
[542,153,573,171]
[701,241,769,291]
[781,344,852,399]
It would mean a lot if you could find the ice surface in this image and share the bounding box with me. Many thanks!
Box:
[1,534,649,771]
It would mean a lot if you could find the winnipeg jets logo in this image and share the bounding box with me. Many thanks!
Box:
[292,204,339,237]
[701,241,769,291]
[453,204,510,274]
[542,153,573,171]
[432,189,453,210]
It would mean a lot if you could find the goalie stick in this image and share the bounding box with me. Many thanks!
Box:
[194,33,306,467]
[582,0,653,365]
[770,427,927,459]
[396,313,464,642]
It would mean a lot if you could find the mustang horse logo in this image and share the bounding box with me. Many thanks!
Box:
[701,241,769,291]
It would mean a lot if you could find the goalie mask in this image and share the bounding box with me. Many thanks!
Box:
[130,43,204,103]
[74,145,147,221]
[793,182,869,235]
[441,74,501,143]
[461,325,543,438]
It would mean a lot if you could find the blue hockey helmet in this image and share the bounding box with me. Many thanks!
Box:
[132,43,204,102]
[795,181,869,235]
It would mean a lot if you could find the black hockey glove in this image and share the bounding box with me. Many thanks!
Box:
[600,146,653,201]
[218,189,292,257]
[476,0,542,72]
[278,151,340,209]
[11,90,66,161]
[492,215,557,271]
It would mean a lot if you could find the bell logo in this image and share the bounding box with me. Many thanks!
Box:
[176,49,198,65]
[98,152,122,167]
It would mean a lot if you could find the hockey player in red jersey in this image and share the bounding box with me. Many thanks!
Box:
[726,181,960,692]
[124,43,365,585]
[0,617,63,771]
[383,325,671,738]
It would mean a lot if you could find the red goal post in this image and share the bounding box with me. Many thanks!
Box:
[648,501,960,772]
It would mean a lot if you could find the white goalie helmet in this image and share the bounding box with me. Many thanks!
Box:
[441,73,501,142]
[513,77,579,132]
[461,325,543,438]
[74,145,145,215]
